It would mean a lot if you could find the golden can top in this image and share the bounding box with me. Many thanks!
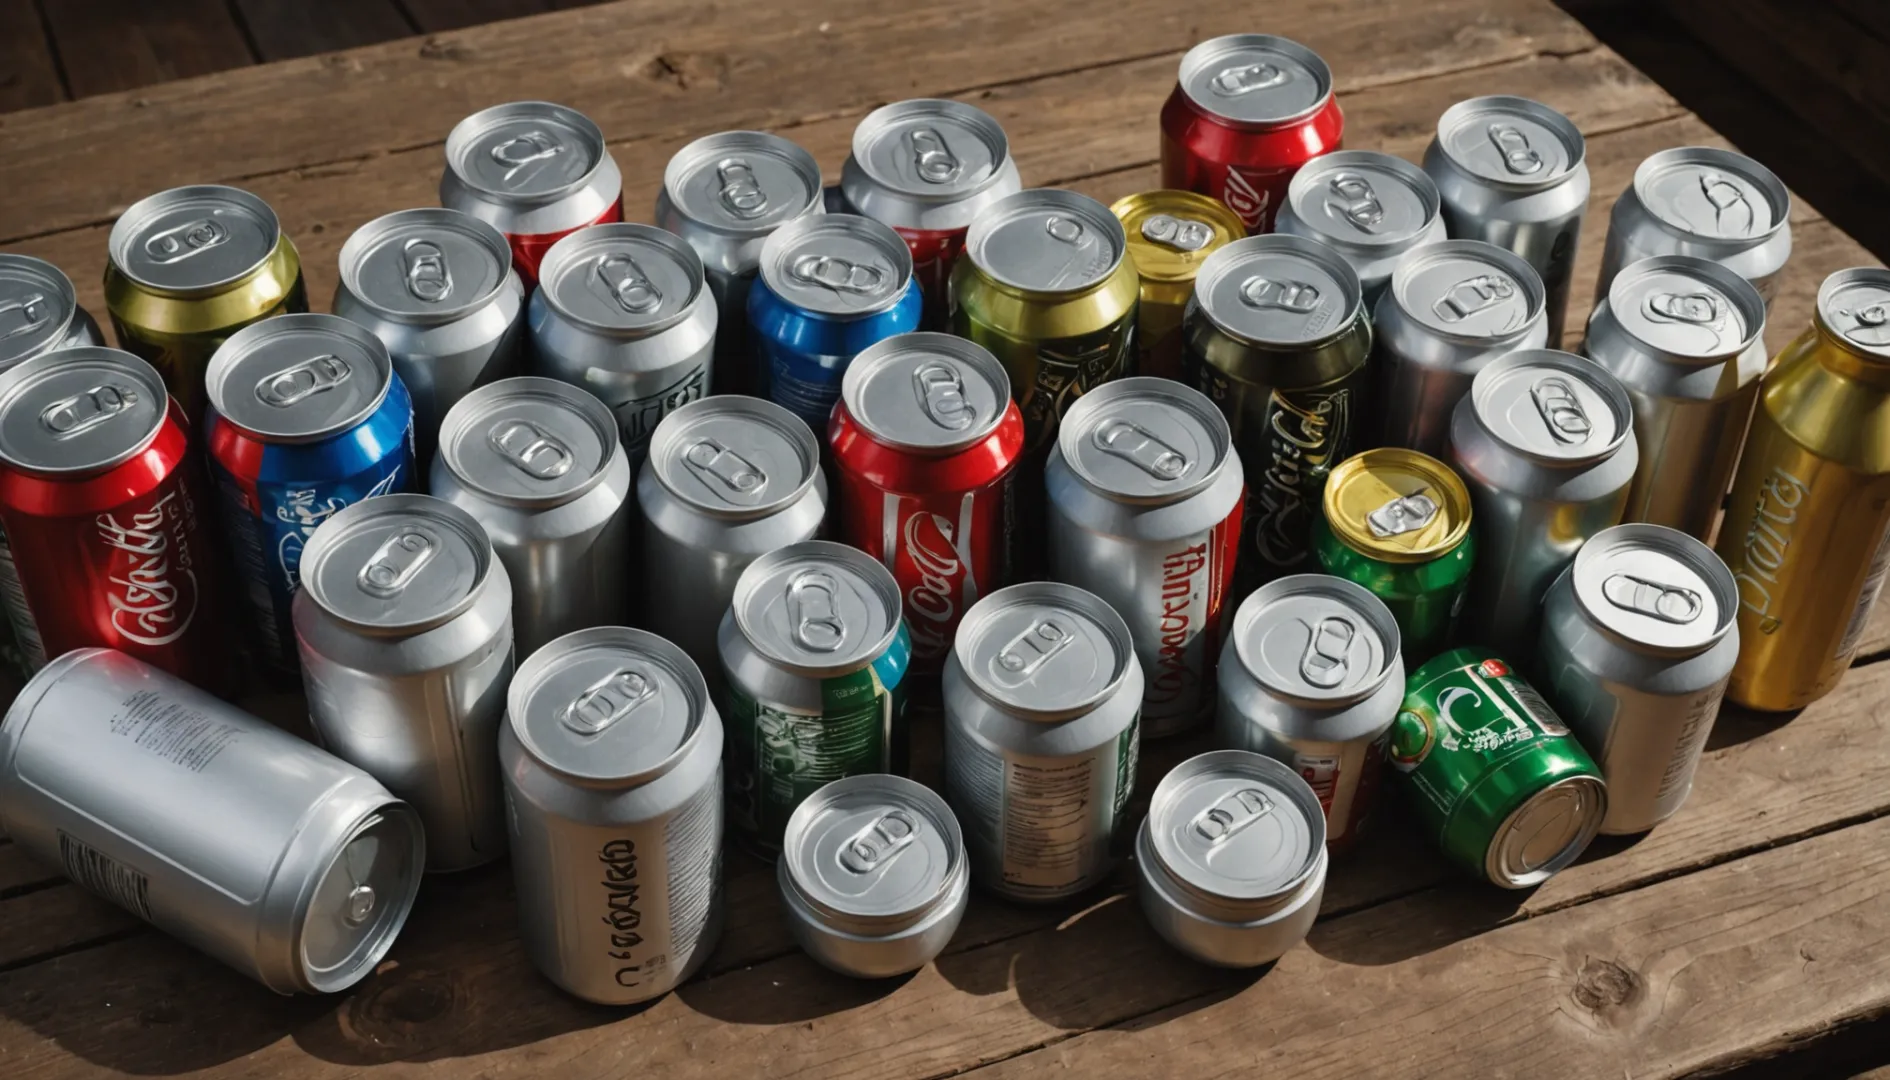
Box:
[1324,448,1471,563]
[1111,190,1245,286]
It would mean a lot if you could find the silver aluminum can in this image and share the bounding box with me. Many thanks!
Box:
[1046,378,1245,738]
[1423,96,1590,344]
[0,648,424,993]
[1274,150,1447,309]
[1595,147,1792,311]
[501,626,724,1005]
[638,395,827,680]
[778,773,969,977]
[1214,575,1404,850]
[656,131,826,395]
[293,493,515,872]
[1448,348,1639,647]
[431,377,632,657]
[529,223,716,467]
[1375,239,1549,457]
[0,253,104,370]
[943,582,1143,902]
[1135,750,1327,968]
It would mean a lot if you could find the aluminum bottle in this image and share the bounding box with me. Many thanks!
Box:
[1596,147,1792,310]
[1274,149,1447,308]
[0,253,104,369]
[1110,190,1246,380]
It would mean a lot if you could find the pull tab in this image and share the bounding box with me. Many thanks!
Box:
[141,217,230,264]
[1140,214,1212,253]
[401,238,453,303]
[0,292,50,342]
[1190,787,1274,844]
[1092,418,1191,481]
[559,667,657,736]
[838,808,919,874]
[1325,172,1385,232]
[356,528,437,598]
[255,355,352,409]
[787,569,846,653]
[790,254,886,295]
[715,157,769,219]
[1529,375,1593,444]
[488,419,573,481]
[489,128,564,185]
[1486,122,1544,175]
[913,360,975,431]
[1239,275,1322,314]
[1698,171,1756,235]
[1432,275,1517,323]
[1044,216,1086,246]
[1210,61,1289,97]
[1601,573,1704,624]
[908,126,961,185]
[1300,616,1357,688]
[595,253,662,314]
[1841,302,1890,347]
[1644,291,1724,327]
[40,383,139,438]
[1366,490,1439,538]
[344,884,377,926]
[990,616,1073,686]
[682,438,767,502]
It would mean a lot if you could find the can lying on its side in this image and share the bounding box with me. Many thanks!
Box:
[0,253,104,370]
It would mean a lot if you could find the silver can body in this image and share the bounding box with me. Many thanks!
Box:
[0,253,105,370]
[1595,147,1792,311]
[1273,149,1448,310]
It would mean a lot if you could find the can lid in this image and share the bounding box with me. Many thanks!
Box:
[781,773,963,927]
[438,377,620,509]
[962,189,1125,294]
[1571,523,1736,654]
[444,101,607,205]
[850,99,1013,200]
[1056,376,1233,505]
[509,626,710,785]
[733,540,903,678]
[663,131,826,237]
[1146,750,1326,903]
[338,208,514,324]
[1816,268,1890,362]
[107,184,282,295]
[0,347,169,477]
[299,494,493,633]
[1468,348,1632,465]
[841,332,1010,455]
[648,394,820,518]
[1176,35,1333,130]
[955,582,1133,719]
[1193,233,1362,347]
[1433,96,1585,190]
[1283,151,1441,252]
[0,254,82,366]
[538,223,706,335]
[1606,255,1764,360]
[758,214,914,318]
[298,804,424,994]
[1634,146,1788,243]
[1392,239,1545,340]
[1230,574,1400,705]
[1487,774,1606,888]
[1323,448,1471,564]
[206,314,394,442]
[1111,190,1245,286]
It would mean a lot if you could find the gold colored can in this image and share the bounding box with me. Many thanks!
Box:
[1716,268,1890,711]
[1110,190,1244,381]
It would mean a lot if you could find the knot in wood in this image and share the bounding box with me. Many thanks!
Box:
[418,37,475,63]
[1572,958,1641,1010]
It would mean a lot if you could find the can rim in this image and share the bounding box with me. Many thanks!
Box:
[289,801,426,994]
[661,130,826,240]
[0,346,171,478]
[1230,574,1403,705]
[840,99,1021,231]
[962,189,1127,297]
[296,492,496,635]
[1055,375,1234,506]
[1466,347,1634,467]
[954,581,1137,720]
[1281,150,1443,254]
[647,393,821,519]
[1144,750,1328,911]
[1569,522,1738,656]
[1321,448,1472,563]
[732,539,905,679]
[437,376,622,511]
[839,332,1012,456]
[0,254,82,364]
[204,313,397,443]
[1431,95,1587,194]
[1191,233,1365,348]
[757,213,917,319]
[443,101,611,207]
[1598,253,1767,365]
[337,207,519,327]
[1482,773,1607,888]
[777,773,968,934]
[1175,34,1335,133]
[535,222,708,338]
[1110,190,1247,285]
[1387,238,1546,345]
[107,184,284,297]
[1631,146,1791,248]
[1814,267,1890,365]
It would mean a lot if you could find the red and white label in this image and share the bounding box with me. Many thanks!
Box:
[1220,164,1281,232]
[1143,493,1244,725]
[884,491,983,669]
[97,488,199,648]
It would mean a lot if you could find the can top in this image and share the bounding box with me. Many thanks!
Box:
[850,99,1014,201]
[841,332,1011,454]
[1193,233,1363,347]
[299,805,425,993]
[1605,255,1764,361]
[0,254,82,366]
[1110,190,1245,286]
[0,347,169,478]
[444,101,609,205]
[299,494,494,633]
[338,208,515,324]
[438,377,620,509]
[1817,268,1890,362]
[1230,574,1401,705]
[1146,750,1326,903]
[1571,523,1736,654]
[734,540,904,678]
[509,626,711,786]
[648,394,820,518]
[662,130,826,238]
[108,184,282,295]
[955,582,1135,719]
[781,774,964,928]
[1487,774,1606,889]
[1468,348,1632,465]
[1282,150,1441,253]
[538,223,707,336]
[758,213,915,318]
[1056,376,1234,505]
[1390,239,1545,341]
[1634,146,1789,244]
[1433,96,1585,190]
[1176,34,1334,130]
[962,189,1126,294]
[1323,448,1472,564]
[205,313,395,442]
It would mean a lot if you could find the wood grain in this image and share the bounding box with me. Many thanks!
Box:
[0,0,63,112]
[233,0,419,62]
[38,0,256,99]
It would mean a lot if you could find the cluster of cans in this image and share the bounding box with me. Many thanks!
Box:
[0,31,1885,1001]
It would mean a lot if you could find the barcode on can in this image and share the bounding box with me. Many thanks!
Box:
[1501,675,1570,737]
[0,518,47,670]
[58,830,153,923]
[1834,520,1890,661]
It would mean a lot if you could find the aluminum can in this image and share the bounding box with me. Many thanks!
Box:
[440,101,625,290]
[335,208,528,467]
[1538,524,1737,834]
[204,314,418,677]
[1184,233,1370,587]
[104,185,309,423]
[750,214,922,430]
[639,395,827,678]
[1111,190,1245,381]
[1046,378,1243,737]
[1582,255,1767,540]
[656,131,825,395]
[778,773,969,978]
[1313,448,1475,664]
[841,99,1024,329]
[1596,147,1792,310]
[0,348,226,688]
[0,648,423,993]
[717,540,912,854]
[830,334,1024,677]
[1375,239,1549,457]
[1274,150,1447,308]
[1717,268,1890,711]
[1389,647,1606,887]
[1135,750,1328,967]
[1422,96,1589,344]
[943,582,1143,901]
[500,626,724,1004]
[432,377,632,657]
[0,253,104,369]
[1159,34,1345,233]
[1448,348,1637,648]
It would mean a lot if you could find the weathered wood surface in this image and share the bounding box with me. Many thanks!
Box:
[0,0,64,113]
[233,0,419,63]
[36,0,256,100]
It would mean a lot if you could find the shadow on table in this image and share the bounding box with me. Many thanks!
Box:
[1705,701,1802,752]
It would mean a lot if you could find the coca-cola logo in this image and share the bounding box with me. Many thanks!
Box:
[902,509,973,661]
[97,491,198,647]
[1222,165,1273,230]
[1253,389,1350,568]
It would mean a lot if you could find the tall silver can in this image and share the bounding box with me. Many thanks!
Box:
[1448,348,1639,647]
[1595,146,1792,310]
[501,626,725,1005]
[0,648,424,993]
[1537,524,1739,834]
[1273,149,1447,309]
[294,493,515,872]
[0,253,104,370]
[943,582,1143,902]
[431,377,633,656]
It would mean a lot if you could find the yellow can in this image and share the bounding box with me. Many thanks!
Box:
[1110,190,1244,381]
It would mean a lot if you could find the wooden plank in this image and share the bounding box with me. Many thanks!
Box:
[399,0,561,33]
[1833,0,1890,45]
[38,0,256,100]
[0,0,65,113]
[233,0,418,62]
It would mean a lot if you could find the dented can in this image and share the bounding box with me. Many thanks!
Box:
[1274,149,1446,307]
[1596,147,1792,310]
[0,253,104,370]
[1111,190,1246,381]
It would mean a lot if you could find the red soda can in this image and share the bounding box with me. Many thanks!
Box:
[0,348,225,689]
[829,333,1024,675]
[1160,35,1344,233]
[441,101,625,289]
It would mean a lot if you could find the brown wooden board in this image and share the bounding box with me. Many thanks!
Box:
[233,0,419,63]
[398,0,567,33]
[0,0,64,113]
[37,0,256,100]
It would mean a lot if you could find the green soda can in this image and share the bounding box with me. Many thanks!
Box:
[1389,647,1606,888]
[718,540,912,855]
[1314,448,1475,666]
